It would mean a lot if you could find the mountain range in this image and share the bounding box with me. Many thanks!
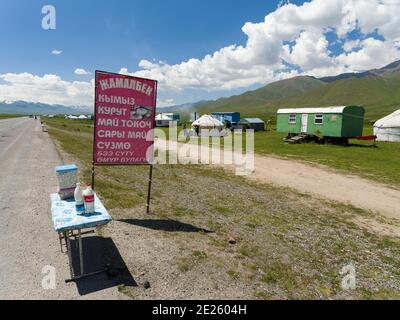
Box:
[0,100,90,115]
[158,100,208,113]
[1,60,400,120]
[168,59,400,121]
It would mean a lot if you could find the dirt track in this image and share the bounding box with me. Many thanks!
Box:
[251,156,400,219]
[156,139,400,220]
[0,118,126,299]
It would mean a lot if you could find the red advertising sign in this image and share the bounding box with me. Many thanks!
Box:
[93,71,157,165]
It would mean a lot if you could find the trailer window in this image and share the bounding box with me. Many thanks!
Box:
[314,114,323,124]
[288,114,296,124]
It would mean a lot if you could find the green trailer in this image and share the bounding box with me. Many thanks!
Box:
[277,106,365,143]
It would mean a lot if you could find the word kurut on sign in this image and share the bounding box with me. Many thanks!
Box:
[93,71,157,165]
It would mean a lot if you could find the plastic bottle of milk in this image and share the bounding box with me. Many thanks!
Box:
[83,186,95,214]
[74,183,85,213]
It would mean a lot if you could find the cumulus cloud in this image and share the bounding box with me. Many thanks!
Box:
[337,37,400,70]
[51,49,63,55]
[74,68,91,76]
[157,98,175,108]
[0,72,93,106]
[0,72,174,108]
[283,29,334,71]
[342,40,361,53]
[121,0,400,91]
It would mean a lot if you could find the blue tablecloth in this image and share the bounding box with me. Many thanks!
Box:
[50,193,112,232]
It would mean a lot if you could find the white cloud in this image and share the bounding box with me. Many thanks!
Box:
[157,98,175,108]
[342,40,361,53]
[0,72,173,108]
[51,49,63,55]
[337,37,400,70]
[121,0,400,91]
[284,29,334,71]
[0,72,93,107]
[74,68,91,76]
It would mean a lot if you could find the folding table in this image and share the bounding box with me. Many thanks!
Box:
[50,193,112,283]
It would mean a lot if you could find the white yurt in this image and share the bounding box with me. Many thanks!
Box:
[192,115,224,129]
[192,114,225,136]
[78,115,88,120]
[374,109,400,142]
[155,113,173,127]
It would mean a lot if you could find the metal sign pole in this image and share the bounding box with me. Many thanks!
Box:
[146,79,157,214]
[91,162,95,190]
[92,71,98,191]
[146,164,153,214]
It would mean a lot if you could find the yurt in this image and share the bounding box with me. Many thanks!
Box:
[374,110,400,142]
[155,113,173,127]
[192,114,225,136]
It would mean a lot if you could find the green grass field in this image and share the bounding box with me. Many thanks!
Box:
[162,121,400,187]
[45,116,400,187]
[44,117,400,299]
[0,114,23,119]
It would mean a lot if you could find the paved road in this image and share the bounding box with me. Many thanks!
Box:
[0,118,126,299]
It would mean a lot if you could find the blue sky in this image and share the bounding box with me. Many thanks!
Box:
[0,0,399,108]
[0,0,297,79]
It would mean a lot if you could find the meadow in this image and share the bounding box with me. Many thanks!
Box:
[47,116,400,187]
[43,116,400,299]
[0,114,22,119]
[163,120,400,187]
[250,125,400,187]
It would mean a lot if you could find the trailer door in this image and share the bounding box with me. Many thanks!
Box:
[301,114,308,133]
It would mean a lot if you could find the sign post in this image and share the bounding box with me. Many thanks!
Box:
[92,70,157,213]
[146,164,154,214]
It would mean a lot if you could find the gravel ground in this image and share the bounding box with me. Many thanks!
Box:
[104,209,258,300]
[0,118,128,299]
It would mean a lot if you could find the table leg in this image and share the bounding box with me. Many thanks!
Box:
[64,228,108,283]
[64,231,74,279]
[59,232,64,253]
[78,229,84,276]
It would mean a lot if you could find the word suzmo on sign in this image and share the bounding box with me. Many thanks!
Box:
[99,77,154,97]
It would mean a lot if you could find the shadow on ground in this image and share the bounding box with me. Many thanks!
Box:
[346,143,378,148]
[68,236,137,296]
[118,218,213,233]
